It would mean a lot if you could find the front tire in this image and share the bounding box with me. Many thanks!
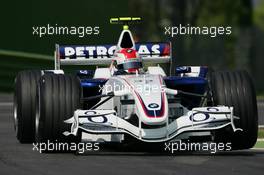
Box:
[210,70,258,149]
[14,70,41,143]
[35,74,82,145]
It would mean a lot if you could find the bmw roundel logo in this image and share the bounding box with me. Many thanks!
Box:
[148,103,159,109]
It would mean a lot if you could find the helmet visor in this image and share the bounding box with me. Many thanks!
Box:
[117,59,142,70]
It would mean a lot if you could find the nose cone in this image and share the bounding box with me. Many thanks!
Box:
[134,90,168,125]
[123,74,168,125]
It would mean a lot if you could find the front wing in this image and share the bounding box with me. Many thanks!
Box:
[63,106,242,142]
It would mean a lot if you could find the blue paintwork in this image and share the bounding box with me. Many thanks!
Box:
[164,76,208,109]
[198,67,208,78]
[77,70,94,76]
[175,66,208,78]
[164,76,207,85]
[81,79,107,87]
[164,76,207,94]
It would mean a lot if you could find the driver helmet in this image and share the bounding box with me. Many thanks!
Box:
[114,48,142,73]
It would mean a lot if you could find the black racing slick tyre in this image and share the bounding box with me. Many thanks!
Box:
[35,74,82,144]
[14,70,41,143]
[210,70,258,149]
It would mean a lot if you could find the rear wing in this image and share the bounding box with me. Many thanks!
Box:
[54,42,171,69]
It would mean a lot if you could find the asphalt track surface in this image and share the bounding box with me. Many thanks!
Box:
[0,93,264,175]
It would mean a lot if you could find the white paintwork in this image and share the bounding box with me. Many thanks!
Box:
[148,66,166,76]
[93,68,111,79]
[180,66,201,77]
[99,74,168,125]
[44,70,64,74]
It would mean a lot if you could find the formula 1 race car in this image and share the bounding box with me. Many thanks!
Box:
[14,17,258,151]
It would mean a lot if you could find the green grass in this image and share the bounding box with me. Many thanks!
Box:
[254,129,264,148]
[254,141,264,148]
[258,128,264,138]
[257,96,264,100]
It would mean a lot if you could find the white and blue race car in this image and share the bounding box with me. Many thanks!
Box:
[14,17,258,151]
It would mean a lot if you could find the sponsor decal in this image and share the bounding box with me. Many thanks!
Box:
[206,107,219,112]
[148,103,159,109]
[59,43,170,59]
[190,112,210,122]
[80,111,112,125]
[189,107,220,122]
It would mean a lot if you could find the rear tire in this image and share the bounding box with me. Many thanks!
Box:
[35,74,82,145]
[14,70,41,143]
[210,70,258,149]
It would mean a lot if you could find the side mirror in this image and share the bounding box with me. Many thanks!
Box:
[175,66,191,74]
